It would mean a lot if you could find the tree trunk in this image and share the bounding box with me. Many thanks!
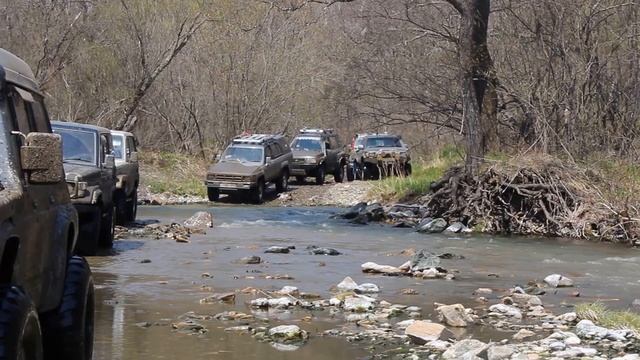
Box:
[456,0,497,174]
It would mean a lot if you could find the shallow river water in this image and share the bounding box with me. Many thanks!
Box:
[90,205,640,359]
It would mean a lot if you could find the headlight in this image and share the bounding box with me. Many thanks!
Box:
[365,151,377,157]
[305,157,317,164]
[243,176,253,182]
[77,181,88,192]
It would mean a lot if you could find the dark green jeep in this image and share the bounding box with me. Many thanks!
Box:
[0,48,94,360]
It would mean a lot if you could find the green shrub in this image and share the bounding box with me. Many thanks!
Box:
[576,303,640,333]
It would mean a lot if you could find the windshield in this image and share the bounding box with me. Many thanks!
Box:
[291,138,323,152]
[366,136,402,148]
[221,146,263,163]
[112,135,125,159]
[53,128,96,164]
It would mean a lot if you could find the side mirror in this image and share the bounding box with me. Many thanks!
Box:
[357,145,364,150]
[265,156,272,164]
[20,132,64,184]
[214,154,221,162]
[129,152,138,163]
[104,154,115,169]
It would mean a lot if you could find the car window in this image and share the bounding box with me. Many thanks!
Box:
[222,146,263,163]
[265,145,274,158]
[29,98,50,133]
[100,134,110,164]
[291,138,323,152]
[366,137,401,148]
[127,136,137,152]
[272,143,284,158]
[54,128,97,164]
[112,135,125,159]
[10,90,32,135]
[355,137,365,149]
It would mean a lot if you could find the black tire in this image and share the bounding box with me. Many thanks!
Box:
[346,164,355,182]
[315,166,325,185]
[207,187,220,202]
[99,205,115,248]
[295,176,305,184]
[276,169,289,193]
[114,191,127,226]
[126,189,138,222]
[41,256,94,360]
[0,286,43,360]
[355,161,364,180]
[75,207,100,256]
[251,180,265,204]
[405,163,412,176]
[334,163,345,183]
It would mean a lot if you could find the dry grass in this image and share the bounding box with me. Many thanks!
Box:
[139,151,208,197]
[576,302,640,334]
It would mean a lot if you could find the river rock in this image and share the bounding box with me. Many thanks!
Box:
[341,202,368,219]
[575,319,629,341]
[633,299,640,309]
[307,246,341,256]
[183,211,214,229]
[513,329,535,341]
[442,339,488,359]
[436,304,473,327]
[444,222,467,233]
[355,283,380,294]
[404,321,455,344]
[237,256,262,264]
[487,345,516,360]
[553,347,597,358]
[612,355,640,360]
[365,203,385,221]
[544,274,574,288]
[556,312,577,323]
[489,304,523,319]
[199,292,236,304]
[410,249,441,272]
[251,297,296,309]
[343,296,376,312]
[268,325,308,343]
[361,262,404,275]
[337,276,359,292]
[416,218,448,233]
[172,320,207,334]
[277,286,299,296]
[265,246,290,254]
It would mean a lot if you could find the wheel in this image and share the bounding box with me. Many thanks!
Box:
[354,161,364,180]
[41,256,94,360]
[125,189,138,222]
[114,191,127,226]
[0,286,43,360]
[75,207,101,256]
[334,163,345,183]
[99,205,115,248]
[251,179,265,204]
[276,170,289,193]
[207,187,220,202]
[405,163,412,176]
[295,176,305,184]
[346,164,355,182]
[315,166,325,185]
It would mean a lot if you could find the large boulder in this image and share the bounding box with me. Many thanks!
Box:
[444,222,469,234]
[489,304,522,319]
[183,211,214,229]
[575,320,629,341]
[336,276,359,292]
[544,274,574,288]
[343,295,376,312]
[404,321,455,345]
[442,339,488,359]
[410,249,441,272]
[416,218,448,233]
[436,304,473,327]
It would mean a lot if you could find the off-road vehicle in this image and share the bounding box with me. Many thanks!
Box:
[0,48,94,360]
[206,134,292,204]
[350,133,412,180]
[52,121,117,255]
[289,128,349,185]
[111,130,139,224]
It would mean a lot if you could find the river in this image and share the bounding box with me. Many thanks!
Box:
[89,205,640,359]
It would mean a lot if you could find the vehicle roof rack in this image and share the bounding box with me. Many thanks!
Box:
[232,133,284,145]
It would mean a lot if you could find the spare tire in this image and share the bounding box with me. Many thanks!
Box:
[41,256,94,360]
[0,286,43,360]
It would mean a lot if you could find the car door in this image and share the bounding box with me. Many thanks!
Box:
[125,135,139,195]
[264,144,277,182]
[99,133,115,207]
[7,87,59,309]
[324,138,338,172]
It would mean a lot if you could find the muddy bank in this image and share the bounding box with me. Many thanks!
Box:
[91,205,640,359]
[349,158,640,245]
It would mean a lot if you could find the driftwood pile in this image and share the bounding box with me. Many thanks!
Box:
[419,158,636,243]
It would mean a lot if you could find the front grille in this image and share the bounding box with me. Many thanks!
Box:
[292,158,305,164]
[213,174,244,182]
